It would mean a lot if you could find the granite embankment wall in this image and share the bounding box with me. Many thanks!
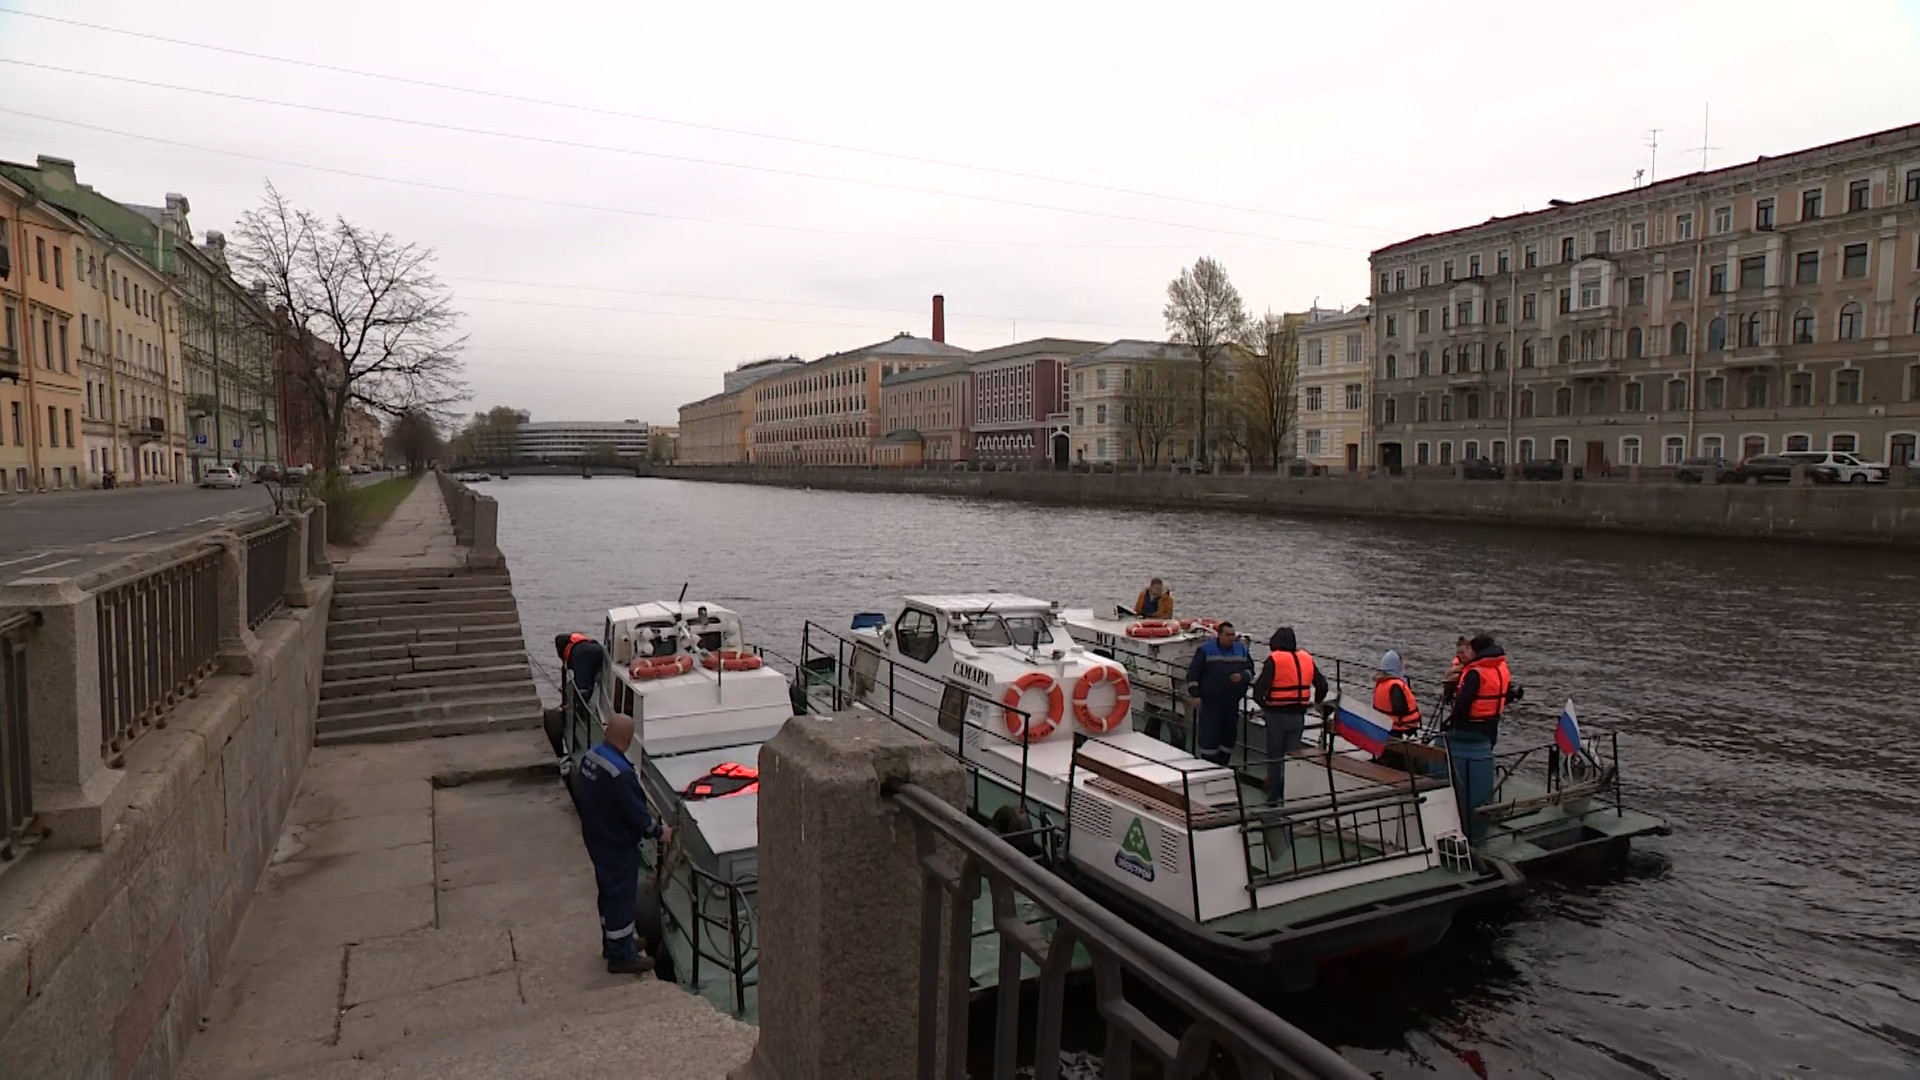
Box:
[637,465,1920,547]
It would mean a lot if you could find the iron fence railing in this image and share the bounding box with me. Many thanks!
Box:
[888,781,1366,1080]
[244,520,292,630]
[1,610,39,860]
[95,547,222,763]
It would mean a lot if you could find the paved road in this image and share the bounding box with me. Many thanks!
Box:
[0,472,393,585]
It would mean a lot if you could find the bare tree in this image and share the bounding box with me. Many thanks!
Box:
[1163,257,1249,468]
[1121,357,1193,467]
[448,406,524,467]
[1235,311,1302,469]
[387,409,441,475]
[230,183,466,475]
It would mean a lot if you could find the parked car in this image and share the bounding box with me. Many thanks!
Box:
[350,463,372,475]
[1172,459,1212,474]
[283,464,312,481]
[1675,456,1735,483]
[1519,460,1584,481]
[200,466,244,489]
[1730,454,1839,484]
[251,465,282,484]
[1781,451,1887,484]
[1461,456,1505,480]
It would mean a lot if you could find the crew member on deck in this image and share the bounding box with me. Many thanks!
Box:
[1443,634,1516,843]
[1440,636,1471,707]
[1251,626,1328,805]
[1185,621,1253,765]
[1132,578,1174,620]
[576,713,672,975]
[1375,651,1422,742]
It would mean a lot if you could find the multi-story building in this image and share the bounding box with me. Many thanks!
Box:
[723,356,804,394]
[968,338,1099,468]
[1295,305,1371,472]
[1065,340,1202,465]
[678,390,747,465]
[514,419,650,462]
[748,332,971,465]
[1,173,86,493]
[877,359,971,465]
[1371,124,1920,473]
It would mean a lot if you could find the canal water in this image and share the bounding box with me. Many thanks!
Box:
[492,475,1920,1079]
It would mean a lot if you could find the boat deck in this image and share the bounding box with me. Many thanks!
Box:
[1204,865,1483,937]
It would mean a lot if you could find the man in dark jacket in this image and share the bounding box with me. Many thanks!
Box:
[576,712,671,974]
[1185,621,1254,765]
[1250,627,1329,806]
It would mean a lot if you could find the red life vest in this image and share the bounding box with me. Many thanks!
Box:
[683,762,759,800]
[1263,650,1317,708]
[1374,676,1422,734]
[1461,655,1511,724]
[561,632,590,664]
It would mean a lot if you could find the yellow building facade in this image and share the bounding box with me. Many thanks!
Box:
[1,179,86,493]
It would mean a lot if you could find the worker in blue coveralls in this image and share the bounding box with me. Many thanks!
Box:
[1185,620,1255,765]
[575,712,673,974]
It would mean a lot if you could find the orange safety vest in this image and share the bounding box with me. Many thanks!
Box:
[561,632,590,664]
[684,762,759,800]
[1461,655,1511,723]
[1374,676,1422,734]
[1263,650,1317,708]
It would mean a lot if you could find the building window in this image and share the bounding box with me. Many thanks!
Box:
[1664,435,1685,464]
[1418,309,1430,334]
[1581,329,1601,361]
[1416,442,1430,465]
[1345,383,1363,410]
[1740,434,1767,458]
[1519,437,1535,461]
[1440,396,1453,425]
[1554,387,1572,416]
[1441,348,1452,374]
[1701,434,1723,457]
[1394,269,1405,291]
[1624,381,1644,411]
[1628,276,1646,305]
[1521,340,1536,367]
[1739,255,1766,290]
[1848,179,1870,213]
[1385,354,1398,378]
[1305,386,1323,411]
[1519,389,1535,417]
[1494,341,1509,369]
[1586,382,1606,414]
[1305,429,1324,456]
[1524,244,1538,269]
[1469,255,1481,277]
[1443,259,1454,282]
[1419,266,1431,287]
[1785,433,1811,452]
[1593,229,1611,253]
[1708,317,1726,352]
[1914,296,1920,334]
[1620,436,1642,465]
[1442,309,1452,331]
[1756,198,1775,231]
[1832,432,1858,453]
[1382,397,1397,424]
[1842,243,1868,279]
[1308,340,1324,366]
[1908,169,1920,203]
[1796,251,1819,285]
[1560,236,1575,262]
[1558,288,1572,314]
[1670,322,1690,355]
[1705,377,1725,410]
[1379,272,1389,295]
[1580,281,1600,309]
[1740,313,1763,348]
[1792,308,1816,344]
[1418,350,1430,376]
[1553,437,1572,463]
[1745,375,1770,409]
[1835,368,1861,405]
[1464,393,1480,420]
[1345,334,1363,364]
[1627,327,1643,358]
[1673,269,1692,300]
[1557,335,1572,363]
[1838,302,1863,341]
[52,247,63,288]
[1522,293,1537,320]
[1667,378,1688,411]
[1712,206,1732,235]
[1675,212,1694,240]
[1494,297,1509,324]
[1497,250,1511,273]
[35,237,46,281]
[1439,441,1454,465]
[1386,314,1398,337]
[1802,188,1823,220]
[1709,264,1727,294]
[1631,222,1648,248]
[1416,397,1430,422]
[1789,372,1814,406]
[1464,439,1480,460]
[1493,391,1507,419]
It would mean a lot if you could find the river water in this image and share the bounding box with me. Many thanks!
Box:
[490,475,1920,1079]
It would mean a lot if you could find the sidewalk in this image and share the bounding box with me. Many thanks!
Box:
[181,731,757,1078]
[335,478,464,572]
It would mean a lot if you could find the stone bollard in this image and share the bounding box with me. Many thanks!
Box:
[216,532,260,676]
[1560,462,1576,484]
[1889,465,1912,488]
[0,578,125,848]
[468,496,503,570]
[1452,464,1465,480]
[282,509,317,608]
[731,711,965,1080]
[307,500,333,576]
[1790,464,1810,487]
[1628,465,1642,483]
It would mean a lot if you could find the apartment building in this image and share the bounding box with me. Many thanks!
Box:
[1,175,86,493]
[678,389,747,465]
[1371,124,1920,473]
[877,359,971,465]
[514,419,649,462]
[748,332,971,465]
[968,338,1099,468]
[1065,340,1204,465]
[1295,306,1371,472]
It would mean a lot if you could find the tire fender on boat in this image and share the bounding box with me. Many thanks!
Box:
[1072,665,1132,734]
[1001,672,1063,742]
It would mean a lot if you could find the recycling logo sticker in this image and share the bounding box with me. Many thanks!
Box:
[1114,815,1155,882]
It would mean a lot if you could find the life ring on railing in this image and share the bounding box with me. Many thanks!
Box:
[630,654,695,680]
[1072,665,1131,734]
[1125,619,1180,639]
[701,648,764,672]
[1001,673,1063,743]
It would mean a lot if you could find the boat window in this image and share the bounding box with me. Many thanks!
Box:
[895,608,941,663]
[963,614,1052,649]
[1004,616,1053,648]
[962,616,1012,648]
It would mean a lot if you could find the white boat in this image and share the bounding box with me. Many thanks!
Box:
[1058,606,1233,742]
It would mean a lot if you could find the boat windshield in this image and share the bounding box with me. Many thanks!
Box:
[963,614,1054,648]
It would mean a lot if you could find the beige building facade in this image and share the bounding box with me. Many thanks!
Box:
[1,179,86,493]
[878,359,970,464]
[1371,124,1920,473]
[74,224,185,486]
[748,333,970,465]
[1295,306,1371,471]
[1065,340,1200,466]
[678,390,747,465]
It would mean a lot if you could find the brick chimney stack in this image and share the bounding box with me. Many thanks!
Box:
[931,294,945,343]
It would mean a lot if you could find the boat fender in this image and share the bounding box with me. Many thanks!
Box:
[989,804,1043,858]
[1072,665,1132,734]
[1000,672,1063,743]
[700,648,764,672]
[630,654,695,680]
[1124,619,1180,640]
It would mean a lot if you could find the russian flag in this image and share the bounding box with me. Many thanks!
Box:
[1555,700,1581,756]
[1334,697,1394,757]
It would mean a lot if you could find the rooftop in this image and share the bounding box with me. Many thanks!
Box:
[1069,339,1200,364]
[969,337,1105,362]
[904,593,1055,615]
[881,359,971,386]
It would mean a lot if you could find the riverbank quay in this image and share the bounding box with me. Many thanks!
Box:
[637,463,1920,548]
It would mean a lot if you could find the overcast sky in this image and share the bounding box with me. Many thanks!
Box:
[3,1,1917,424]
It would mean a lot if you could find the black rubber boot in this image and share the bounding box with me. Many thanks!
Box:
[606,953,655,976]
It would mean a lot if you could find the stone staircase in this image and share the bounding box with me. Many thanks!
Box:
[317,566,543,745]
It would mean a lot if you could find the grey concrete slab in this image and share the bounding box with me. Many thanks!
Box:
[336,971,524,1054]
[286,779,432,826]
[188,946,344,1079]
[281,810,434,862]
[344,927,515,1007]
[225,885,437,967]
[261,843,434,901]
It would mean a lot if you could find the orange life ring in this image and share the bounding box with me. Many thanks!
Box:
[1072,665,1131,734]
[1125,619,1180,639]
[1178,617,1220,632]
[1000,672,1063,743]
[630,654,695,680]
[701,648,764,672]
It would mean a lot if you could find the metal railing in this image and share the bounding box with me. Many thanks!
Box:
[244,520,292,629]
[95,547,222,763]
[1,611,39,860]
[889,782,1366,1080]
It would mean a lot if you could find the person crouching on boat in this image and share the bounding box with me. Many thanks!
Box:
[1132,578,1174,619]
[1372,651,1427,771]
[1251,626,1328,804]
[576,713,673,975]
[1442,634,1512,844]
[1185,621,1253,765]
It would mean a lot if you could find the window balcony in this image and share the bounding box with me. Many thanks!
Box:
[0,345,19,384]
[132,416,165,442]
[1566,356,1620,379]
[187,394,217,417]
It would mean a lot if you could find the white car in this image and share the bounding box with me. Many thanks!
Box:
[1782,451,1888,484]
[200,467,244,489]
